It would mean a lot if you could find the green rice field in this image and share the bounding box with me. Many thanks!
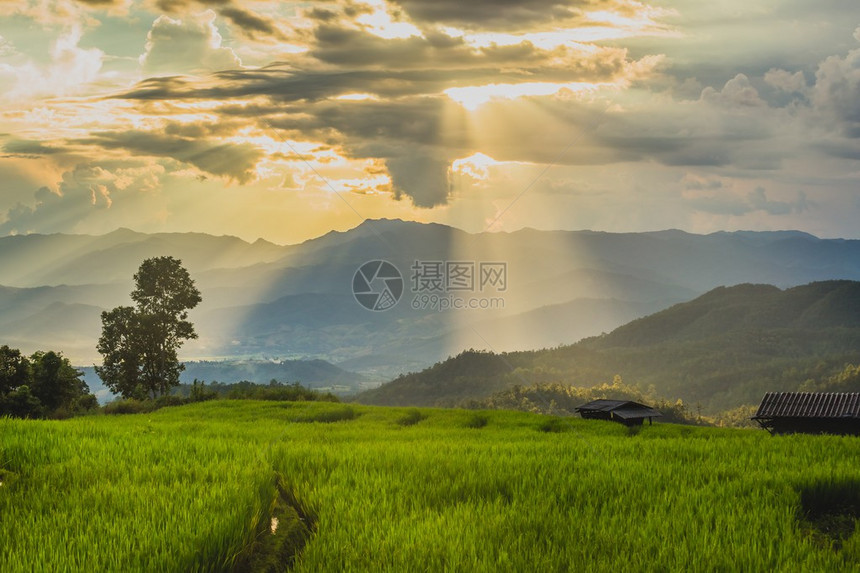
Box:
[1,401,858,572]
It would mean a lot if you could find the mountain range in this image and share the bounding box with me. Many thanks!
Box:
[3,220,860,383]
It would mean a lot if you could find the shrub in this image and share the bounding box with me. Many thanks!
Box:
[537,417,566,433]
[188,380,218,403]
[154,395,186,409]
[464,413,489,429]
[396,409,427,427]
[103,399,156,415]
[0,386,44,419]
[293,406,357,423]
[797,477,860,550]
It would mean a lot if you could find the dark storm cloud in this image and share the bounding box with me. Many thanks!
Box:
[115,66,536,102]
[134,0,286,41]
[73,0,122,5]
[307,22,627,74]
[386,0,599,30]
[118,32,629,103]
[219,6,286,40]
[151,0,230,12]
[306,8,339,23]
[77,130,263,183]
[116,69,404,102]
[386,154,452,207]
[309,23,470,67]
[270,97,471,148]
[3,139,66,157]
[269,97,473,206]
[162,120,245,138]
[114,76,199,100]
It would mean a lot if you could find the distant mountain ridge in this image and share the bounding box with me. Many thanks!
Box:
[4,221,860,379]
[0,228,288,287]
[357,281,860,413]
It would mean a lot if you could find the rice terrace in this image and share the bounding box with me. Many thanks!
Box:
[1,401,858,572]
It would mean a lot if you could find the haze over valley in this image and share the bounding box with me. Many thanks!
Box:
[4,221,860,402]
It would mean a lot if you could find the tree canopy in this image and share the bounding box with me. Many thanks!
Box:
[0,346,95,418]
[96,256,202,400]
[0,345,30,396]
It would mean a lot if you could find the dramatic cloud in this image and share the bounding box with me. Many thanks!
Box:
[149,0,231,12]
[111,11,662,205]
[764,69,808,95]
[387,0,593,30]
[812,43,860,137]
[0,162,164,235]
[2,0,860,241]
[700,74,766,108]
[79,130,264,183]
[140,10,241,75]
[385,154,451,207]
[219,6,286,41]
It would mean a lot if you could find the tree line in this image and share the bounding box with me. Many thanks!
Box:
[0,346,96,418]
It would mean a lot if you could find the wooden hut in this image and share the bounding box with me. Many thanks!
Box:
[575,399,662,426]
[751,392,860,435]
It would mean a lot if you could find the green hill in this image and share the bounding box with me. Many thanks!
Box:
[358,281,860,412]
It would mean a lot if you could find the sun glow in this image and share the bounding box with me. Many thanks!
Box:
[336,93,380,101]
[460,30,598,50]
[452,153,500,181]
[584,7,681,39]
[446,6,679,50]
[355,0,422,39]
[444,82,601,110]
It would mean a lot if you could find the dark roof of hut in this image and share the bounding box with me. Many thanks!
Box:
[575,399,630,412]
[752,392,860,419]
[575,399,662,419]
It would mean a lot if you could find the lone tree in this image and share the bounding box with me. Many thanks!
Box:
[96,256,202,399]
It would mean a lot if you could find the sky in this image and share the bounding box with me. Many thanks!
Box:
[1,0,860,243]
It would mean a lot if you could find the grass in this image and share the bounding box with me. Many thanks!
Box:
[1,401,858,572]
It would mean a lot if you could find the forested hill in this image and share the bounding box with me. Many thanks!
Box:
[596,281,860,346]
[357,281,860,413]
